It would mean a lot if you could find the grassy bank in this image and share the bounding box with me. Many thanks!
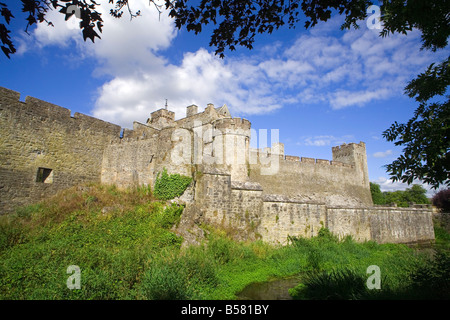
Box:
[0,184,448,299]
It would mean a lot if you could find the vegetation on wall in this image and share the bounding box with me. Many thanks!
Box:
[370,182,430,207]
[153,168,192,201]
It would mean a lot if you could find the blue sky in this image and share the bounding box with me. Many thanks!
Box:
[1,0,448,195]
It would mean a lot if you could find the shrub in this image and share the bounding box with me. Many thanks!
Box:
[432,188,450,212]
[317,227,339,242]
[182,248,219,288]
[154,168,192,200]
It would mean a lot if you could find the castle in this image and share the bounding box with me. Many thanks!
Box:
[0,86,435,244]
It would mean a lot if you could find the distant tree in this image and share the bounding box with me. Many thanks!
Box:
[384,190,409,208]
[370,182,430,207]
[432,189,450,213]
[370,182,385,205]
[406,184,430,205]
[381,184,430,207]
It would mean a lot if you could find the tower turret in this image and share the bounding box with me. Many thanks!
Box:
[210,117,252,182]
[332,142,370,193]
[147,108,175,129]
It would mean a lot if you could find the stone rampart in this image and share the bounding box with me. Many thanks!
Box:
[249,153,371,207]
[188,171,435,244]
[326,206,435,244]
[0,87,121,212]
[0,86,436,246]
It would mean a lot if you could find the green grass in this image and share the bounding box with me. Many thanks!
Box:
[0,184,448,300]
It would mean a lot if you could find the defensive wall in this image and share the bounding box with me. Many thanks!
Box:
[0,86,436,244]
[0,87,120,212]
[249,147,372,208]
[186,170,434,244]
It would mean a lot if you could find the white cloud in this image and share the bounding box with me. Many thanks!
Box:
[301,135,355,147]
[330,88,391,109]
[26,8,444,127]
[90,18,441,126]
[372,149,393,158]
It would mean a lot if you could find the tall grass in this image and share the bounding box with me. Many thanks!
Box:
[288,231,450,300]
[0,184,448,300]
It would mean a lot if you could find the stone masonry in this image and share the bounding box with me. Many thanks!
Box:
[0,86,435,244]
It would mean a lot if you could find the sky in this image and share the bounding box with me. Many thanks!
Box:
[1,0,449,196]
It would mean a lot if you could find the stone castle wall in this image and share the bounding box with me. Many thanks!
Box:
[249,147,373,207]
[0,87,120,213]
[0,86,436,245]
[189,171,435,244]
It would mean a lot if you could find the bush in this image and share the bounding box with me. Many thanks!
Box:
[432,189,450,212]
[317,227,338,242]
[154,168,192,200]
[182,248,219,289]
[207,236,234,264]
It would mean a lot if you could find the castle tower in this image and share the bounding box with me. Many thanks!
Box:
[147,108,175,129]
[332,142,370,191]
[210,117,252,182]
[186,104,198,117]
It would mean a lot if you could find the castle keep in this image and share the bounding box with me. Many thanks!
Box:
[0,86,435,244]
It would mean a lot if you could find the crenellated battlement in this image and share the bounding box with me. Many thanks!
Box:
[0,86,122,213]
[332,141,369,181]
[280,154,353,168]
[212,117,251,131]
[249,143,355,169]
[0,86,21,100]
[332,142,366,156]
[0,87,122,137]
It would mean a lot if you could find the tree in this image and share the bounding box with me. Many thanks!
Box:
[370,182,430,207]
[0,0,161,58]
[1,1,449,187]
[1,1,99,58]
[406,184,430,205]
[382,57,450,189]
[384,190,409,207]
[370,182,385,205]
[385,184,430,207]
[432,188,450,213]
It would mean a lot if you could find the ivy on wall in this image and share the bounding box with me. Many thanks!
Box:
[154,168,192,200]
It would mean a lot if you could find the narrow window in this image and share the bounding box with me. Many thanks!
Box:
[36,167,53,183]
